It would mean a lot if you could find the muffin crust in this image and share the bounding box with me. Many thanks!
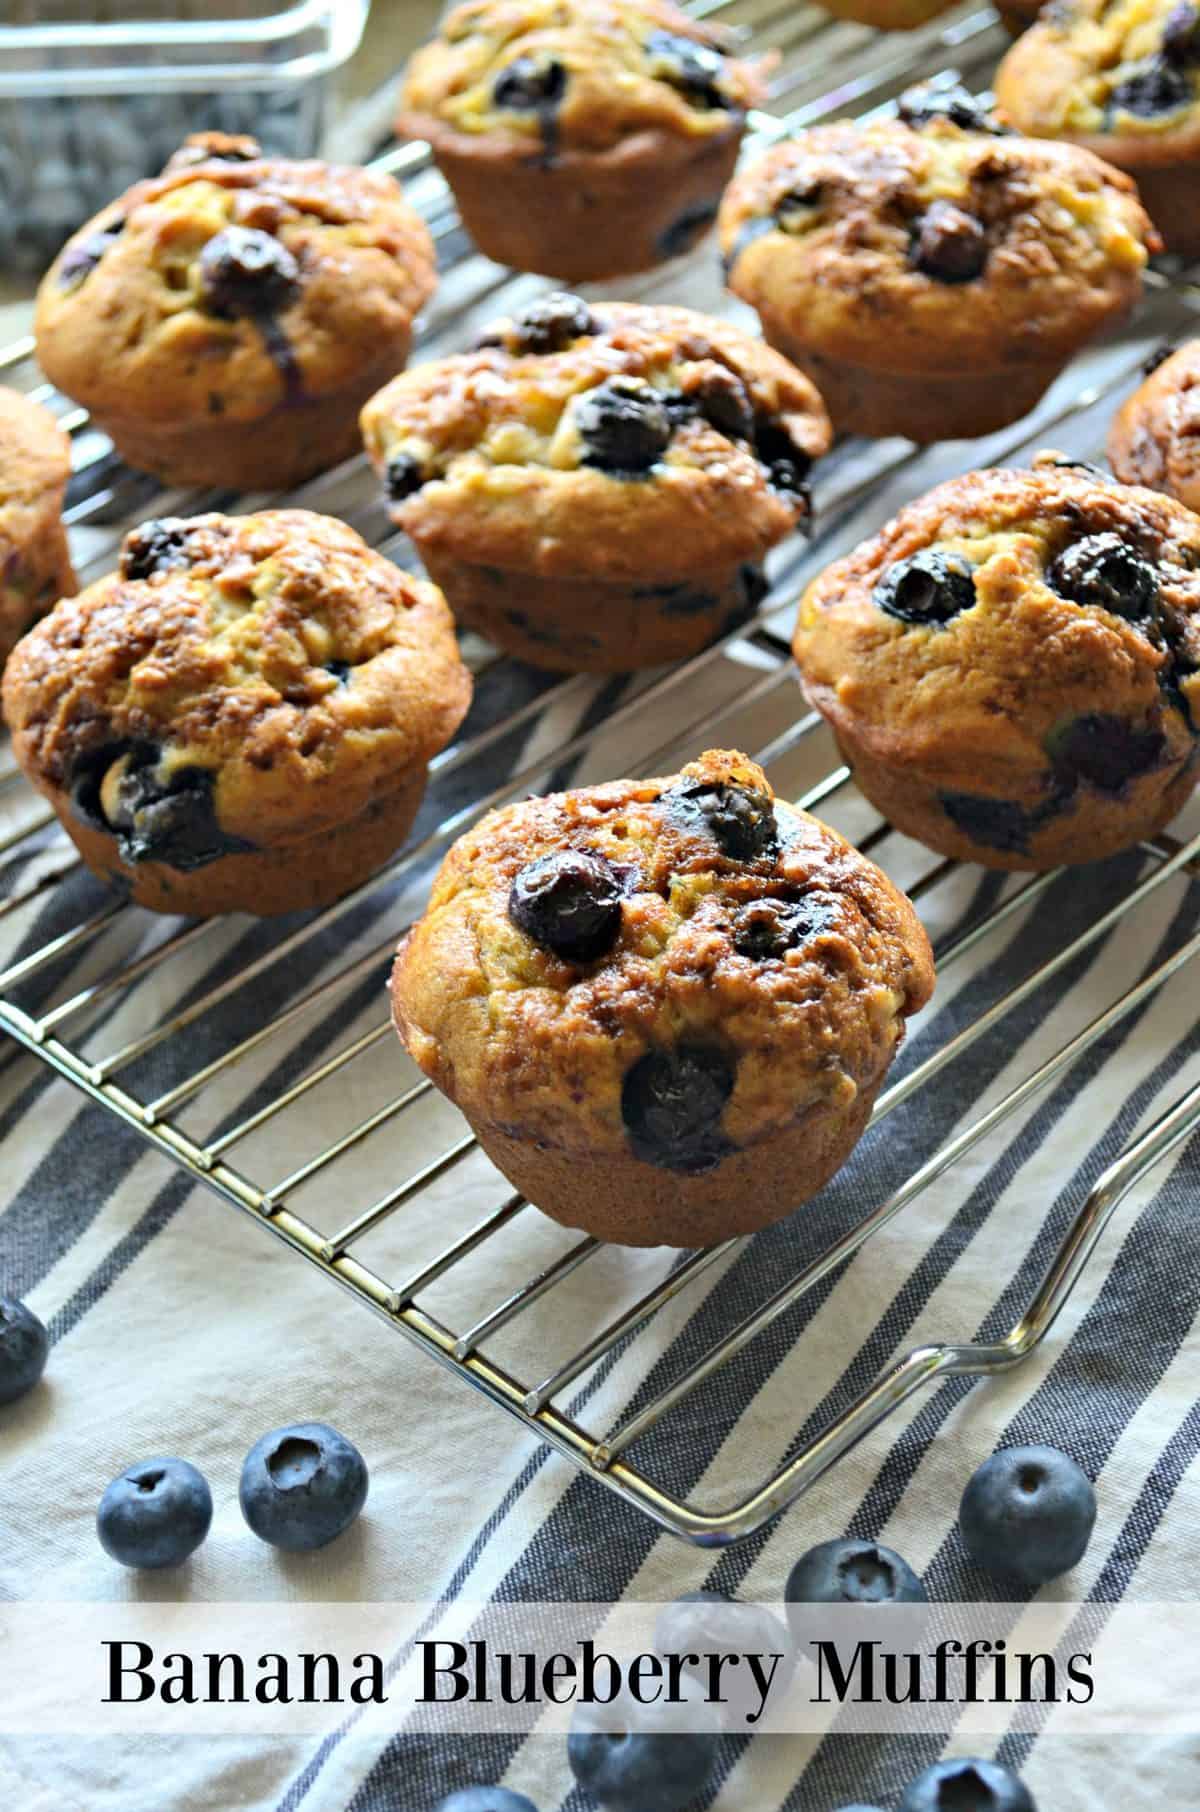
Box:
[0,388,76,668]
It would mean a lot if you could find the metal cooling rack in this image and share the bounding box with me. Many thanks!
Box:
[2,0,1200,1546]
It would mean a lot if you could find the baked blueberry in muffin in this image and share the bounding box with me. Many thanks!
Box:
[719,85,1154,441]
[1109,339,1200,513]
[995,0,1200,256]
[361,298,831,672]
[2,511,471,916]
[391,749,934,1247]
[793,455,1200,869]
[0,387,76,670]
[34,133,435,491]
[397,0,769,281]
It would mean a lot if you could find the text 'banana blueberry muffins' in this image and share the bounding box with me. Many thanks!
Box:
[392,749,934,1248]
[2,511,471,917]
[34,133,436,492]
[719,83,1154,442]
[995,0,1200,256]
[361,295,831,672]
[0,387,76,670]
[1109,340,1200,511]
[793,455,1200,870]
[398,0,769,282]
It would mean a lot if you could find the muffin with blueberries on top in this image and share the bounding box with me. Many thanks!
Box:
[361,294,831,672]
[995,0,1200,257]
[719,82,1155,442]
[398,0,770,282]
[34,133,436,492]
[0,387,76,670]
[392,748,934,1248]
[2,510,471,917]
[1109,340,1200,510]
[792,454,1200,870]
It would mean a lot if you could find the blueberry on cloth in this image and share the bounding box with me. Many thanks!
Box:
[898,1756,1037,1811]
[875,550,976,626]
[959,1444,1096,1586]
[663,778,778,860]
[575,379,673,475]
[621,1044,736,1174]
[238,1421,368,1551]
[97,1458,213,1569]
[508,849,625,962]
[120,517,196,580]
[785,1538,927,1637]
[567,1681,718,1811]
[434,1791,539,1812]
[1045,533,1159,624]
[198,225,301,319]
[0,1296,49,1405]
[654,1592,797,1727]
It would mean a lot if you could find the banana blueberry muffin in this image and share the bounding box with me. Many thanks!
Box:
[0,387,76,670]
[34,133,436,492]
[2,511,471,916]
[398,0,769,282]
[793,455,1200,869]
[995,0,1200,256]
[392,749,934,1247]
[1109,340,1200,510]
[361,295,831,672]
[719,83,1154,442]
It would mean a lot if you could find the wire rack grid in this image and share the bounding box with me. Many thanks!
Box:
[2,0,1200,1547]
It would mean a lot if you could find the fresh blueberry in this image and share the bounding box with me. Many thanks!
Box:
[753,420,813,507]
[785,1539,926,1631]
[1109,56,1192,118]
[97,1458,213,1570]
[239,1421,368,1551]
[664,779,778,860]
[1045,712,1167,792]
[434,1791,539,1812]
[654,1592,797,1728]
[568,1681,718,1812]
[508,849,625,962]
[644,29,728,109]
[0,1296,49,1405]
[875,551,976,626]
[575,379,673,476]
[910,201,988,283]
[731,893,834,959]
[385,451,427,502]
[959,1444,1096,1587]
[897,80,1009,134]
[198,225,301,320]
[1046,533,1159,623]
[621,1044,736,1174]
[57,221,124,292]
[499,292,596,354]
[899,1757,1037,1812]
[120,517,196,581]
[492,55,567,112]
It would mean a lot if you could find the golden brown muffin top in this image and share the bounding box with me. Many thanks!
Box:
[995,0,1200,145]
[361,296,831,580]
[392,748,934,1167]
[399,0,768,152]
[34,134,436,427]
[720,95,1153,369]
[793,455,1200,800]
[2,510,471,857]
[1109,341,1200,513]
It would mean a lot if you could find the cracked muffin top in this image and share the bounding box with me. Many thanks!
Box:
[34,134,436,427]
[360,295,831,579]
[399,0,769,154]
[793,455,1200,792]
[2,510,471,853]
[392,749,934,1168]
[0,387,75,656]
[995,0,1200,147]
[1109,341,1200,512]
[719,89,1153,368]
